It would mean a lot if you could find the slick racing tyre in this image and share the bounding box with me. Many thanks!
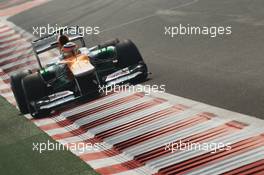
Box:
[116,39,148,81]
[10,70,32,114]
[22,72,48,117]
[116,39,143,68]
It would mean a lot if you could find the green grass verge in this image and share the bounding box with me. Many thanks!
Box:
[0,96,99,175]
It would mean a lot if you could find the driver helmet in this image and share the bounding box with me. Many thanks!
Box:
[57,34,69,50]
[62,42,77,58]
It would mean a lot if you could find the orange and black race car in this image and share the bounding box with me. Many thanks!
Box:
[10,27,148,117]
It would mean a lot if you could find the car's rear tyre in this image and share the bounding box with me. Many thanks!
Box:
[10,70,32,114]
[22,72,48,117]
[116,39,148,81]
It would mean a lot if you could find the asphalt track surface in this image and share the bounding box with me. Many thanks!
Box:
[8,0,264,119]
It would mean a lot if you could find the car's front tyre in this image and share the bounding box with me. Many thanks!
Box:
[22,72,48,118]
[10,70,32,114]
[116,39,148,81]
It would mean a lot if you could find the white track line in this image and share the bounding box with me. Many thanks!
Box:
[101,0,199,33]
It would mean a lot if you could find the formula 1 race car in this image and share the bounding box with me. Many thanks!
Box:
[10,27,148,117]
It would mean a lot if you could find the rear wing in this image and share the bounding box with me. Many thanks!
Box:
[31,26,86,68]
[32,26,86,54]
